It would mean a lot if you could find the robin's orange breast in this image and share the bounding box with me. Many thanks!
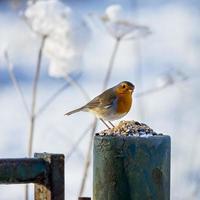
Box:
[116,93,132,114]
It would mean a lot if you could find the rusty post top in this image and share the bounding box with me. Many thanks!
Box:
[34,153,65,200]
[34,152,65,162]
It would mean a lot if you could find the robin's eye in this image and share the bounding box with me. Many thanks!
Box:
[122,84,126,89]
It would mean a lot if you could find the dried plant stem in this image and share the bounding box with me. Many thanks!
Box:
[66,123,93,161]
[134,41,145,119]
[135,84,168,98]
[36,82,70,116]
[28,35,47,157]
[30,0,38,4]
[103,38,121,90]
[36,75,89,117]
[66,75,90,101]
[135,77,189,98]
[79,118,97,197]
[25,36,46,200]
[4,52,30,116]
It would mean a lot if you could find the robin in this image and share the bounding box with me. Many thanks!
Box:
[64,81,135,128]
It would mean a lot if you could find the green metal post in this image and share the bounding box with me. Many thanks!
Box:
[93,135,170,200]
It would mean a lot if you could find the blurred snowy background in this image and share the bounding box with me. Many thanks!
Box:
[0,0,199,199]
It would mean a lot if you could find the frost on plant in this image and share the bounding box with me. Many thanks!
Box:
[101,4,151,40]
[24,0,90,78]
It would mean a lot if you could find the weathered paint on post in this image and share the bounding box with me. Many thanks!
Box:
[0,158,48,184]
[34,153,65,200]
[93,135,171,200]
[0,153,64,200]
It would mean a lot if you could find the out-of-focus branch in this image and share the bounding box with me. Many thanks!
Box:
[135,77,189,98]
[79,118,97,197]
[4,51,30,116]
[36,82,70,117]
[66,122,93,161]
[28,35,47,158]
[103,38,121,90]
[65,75,90,101]
[30,0,38,4]
[134,40,145,119]
[135,84,168,98]
[36,75,89,117]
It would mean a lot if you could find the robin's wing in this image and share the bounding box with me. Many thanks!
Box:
[85,88,116,109]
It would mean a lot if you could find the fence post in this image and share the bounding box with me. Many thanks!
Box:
[34,153,65,200]
[93,134,170,200]
[0,152,65,199]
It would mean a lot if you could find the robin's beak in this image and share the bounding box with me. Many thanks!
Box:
[128,88,133,93]
[128,86,134,93]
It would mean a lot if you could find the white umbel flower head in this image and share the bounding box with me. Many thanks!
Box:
[105,4,123,22]
[25,0,72,36]
[101,4,151,40]
[24,0,90,78]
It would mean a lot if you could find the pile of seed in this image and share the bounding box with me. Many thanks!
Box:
[96,120,163,137]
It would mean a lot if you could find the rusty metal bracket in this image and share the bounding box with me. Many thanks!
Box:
[0,152,64,200]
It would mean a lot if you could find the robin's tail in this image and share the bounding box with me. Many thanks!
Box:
[64,106,85,116]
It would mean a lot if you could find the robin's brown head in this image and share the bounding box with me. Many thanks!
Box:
[115,81,135,95]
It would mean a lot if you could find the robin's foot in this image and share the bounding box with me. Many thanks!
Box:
[100,118,111,129]
[108,121,115,128]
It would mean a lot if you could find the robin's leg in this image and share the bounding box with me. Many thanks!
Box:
[108,121,115,127]
[100,118,110,129]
